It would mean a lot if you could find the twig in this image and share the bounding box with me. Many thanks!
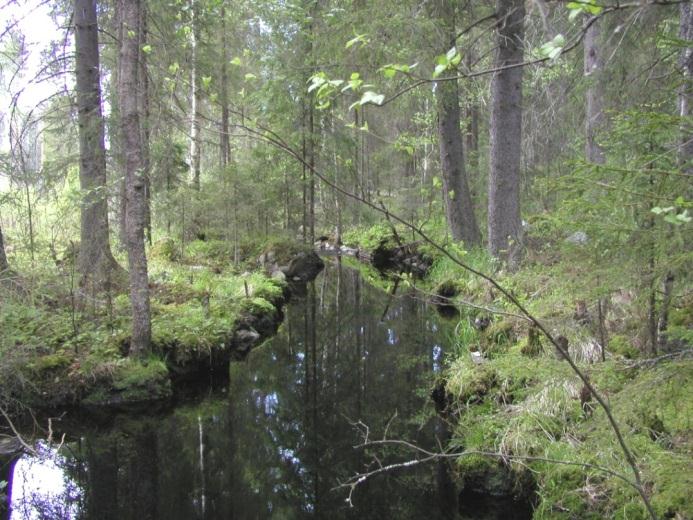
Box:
[0,404,36,456]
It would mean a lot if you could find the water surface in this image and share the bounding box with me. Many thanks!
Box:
[5,259,461,519]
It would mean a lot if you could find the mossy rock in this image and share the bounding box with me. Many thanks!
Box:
[83,358,172,406]
[240,297,276,315]
[150,238,180,262]
[436,279,460,300]
[452,364,499,404]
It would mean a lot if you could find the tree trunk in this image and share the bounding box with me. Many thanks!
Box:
[488,0,525,268]
[0,222,8,272]
[189,0,201,190]
[433,0,481,247]
[679,3,693,173]
[139,3,152,244]
[584,15,605,164]
[74,0,122,293]
[220,7,231,168]
[120,0,151,357]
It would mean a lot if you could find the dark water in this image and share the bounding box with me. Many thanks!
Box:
[4,259,465,520]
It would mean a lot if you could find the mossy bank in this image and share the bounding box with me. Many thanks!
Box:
[0,238,323,413]
[344,224,693,520]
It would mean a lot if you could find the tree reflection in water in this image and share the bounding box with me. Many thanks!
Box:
[8,260,459,519]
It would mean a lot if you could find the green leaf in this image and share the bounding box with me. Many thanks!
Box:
[346,33,368,49]
[436,54,448,67]
[230,57,242,66]
[142,44,152,54]
[433,64,447,78]
[359,90,384,106]
[244,73,257,81]
[677,210,691,223]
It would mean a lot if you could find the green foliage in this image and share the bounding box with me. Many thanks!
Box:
[150,238,180,262]
[342,223,397,250]
[608,335,639,359]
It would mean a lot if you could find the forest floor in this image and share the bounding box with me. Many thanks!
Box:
[342,224,693,520]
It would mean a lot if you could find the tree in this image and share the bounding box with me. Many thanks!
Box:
[488,0,525,267]
[120,0,151,356]
[433,0,481,247]
[189,0,202,191]
[74,0,123,293]
[584,15,605,164]
[679,2,693,174]
[0,222,8,272]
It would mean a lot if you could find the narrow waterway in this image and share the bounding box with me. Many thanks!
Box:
[5,259,469,519]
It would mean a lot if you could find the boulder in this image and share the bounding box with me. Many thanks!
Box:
[234,328,261,353]
[281,251,324,282]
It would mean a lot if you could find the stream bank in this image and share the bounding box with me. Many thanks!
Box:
[341,226,693,520]
[0,243,325,415]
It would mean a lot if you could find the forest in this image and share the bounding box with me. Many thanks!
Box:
[0,0,691,518]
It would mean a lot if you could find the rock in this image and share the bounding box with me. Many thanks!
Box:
[565,231,588,245]
[0,436,22,456]
[271,270,286,282]
[282,251,324,282]
[234,328,261,352]
[470,351,486,365]
[474,316,491,331]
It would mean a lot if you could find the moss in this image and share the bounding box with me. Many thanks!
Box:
[483,320,516,346]
[519,326,543,357]
[446,360,498,404]
[669,301,693,328]
[608,334,639,359]
[185,239,233,264]
[27,353,71,372]
[240,297,276,315]
[447,354,693,520]
[150,238,180,262]
[83,358,172,405]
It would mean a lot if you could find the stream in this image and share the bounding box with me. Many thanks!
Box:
[2,259,528,519]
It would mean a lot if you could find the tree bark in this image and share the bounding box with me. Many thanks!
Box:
[679,3,693,174]
[138,2,152,244]
[220,7,230,168]
[74,0,122,293]
[584,15,605,164]
[488,0,525,268]
[433,0,481,247]
[120,0,151,356]
[0,222,8,272]
[189,0,201,190]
